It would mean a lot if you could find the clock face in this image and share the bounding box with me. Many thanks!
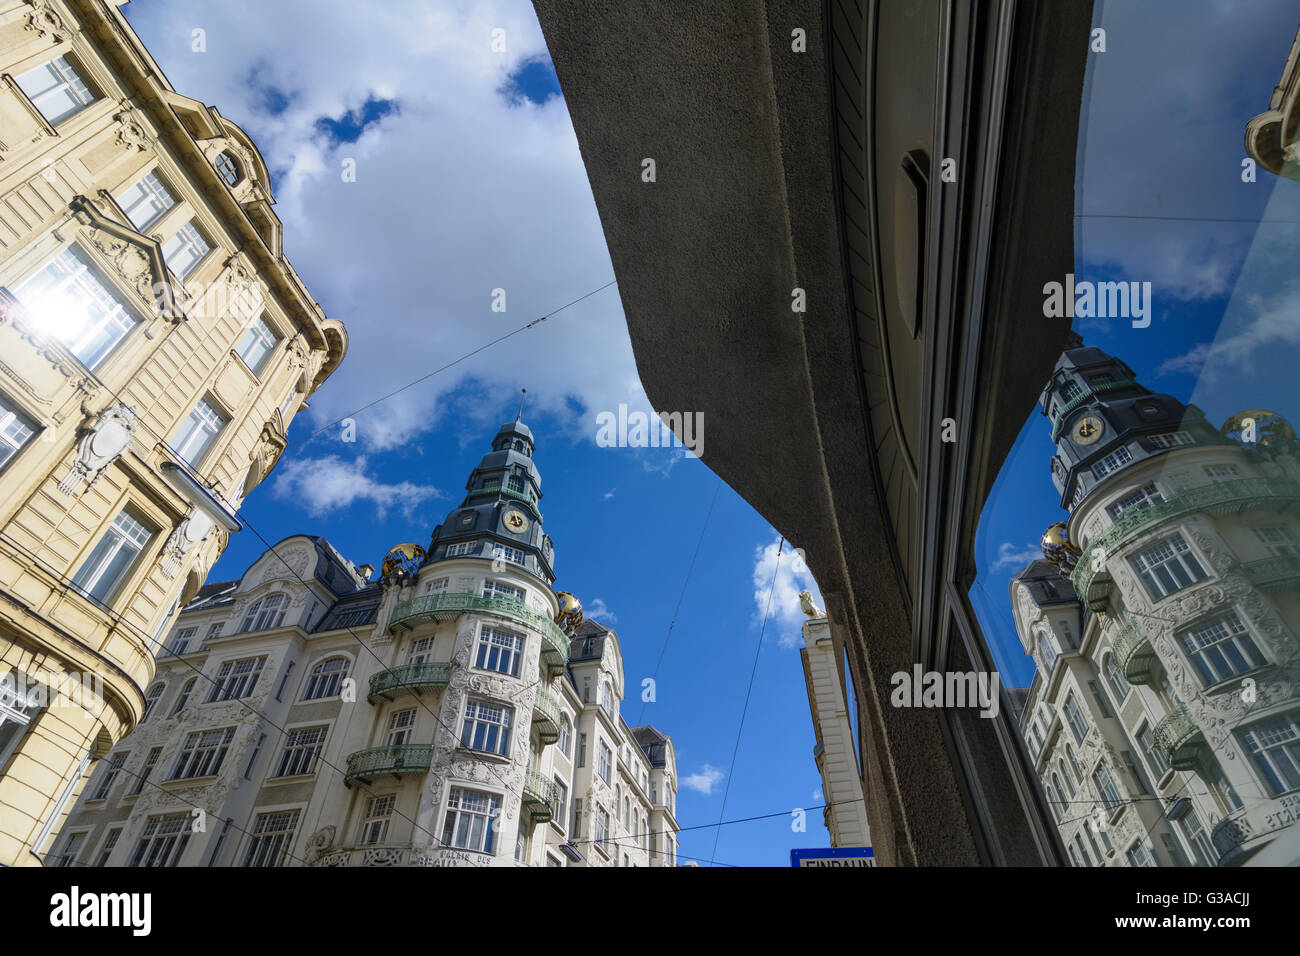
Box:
[503,509,529,533]
[1073,415,1104,446]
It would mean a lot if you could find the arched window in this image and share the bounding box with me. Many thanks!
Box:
[1065,743,1083,785]
[1057,760,1075,796]
[241,593,286,632]
[1104,653,1131,704]
[1050,774,1067,817]
[558,714,572,758]
[141,682,165,721]
[599,681,614,719]
[169,677,196,717]
[214,150,241,187]
[302,656,349,700]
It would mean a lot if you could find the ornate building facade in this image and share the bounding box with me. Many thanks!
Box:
[56,419,681,867]
[0,0,345,865]
[1245,24,1300,182]
[1014,338,1300,866]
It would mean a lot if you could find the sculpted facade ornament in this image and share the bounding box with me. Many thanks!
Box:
[161,508,214,578]
[24,0,68,41]
[799,589,826,619]
[112,103,155,153]
[58,402,136,495]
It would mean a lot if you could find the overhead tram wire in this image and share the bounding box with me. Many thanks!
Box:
[707,537,784,867]
[636,477,723,726]
[288,278,619,450]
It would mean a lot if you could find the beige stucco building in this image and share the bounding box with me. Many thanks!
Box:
[56,419,681,867]
[1245,24,1300,181]
[0,0,345,866]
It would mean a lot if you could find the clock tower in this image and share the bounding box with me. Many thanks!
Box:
[1041,333,1225,513]
[425,414,555,583]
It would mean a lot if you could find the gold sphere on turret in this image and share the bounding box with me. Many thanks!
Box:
[1041,521,1080,571]
[554,591,584,633]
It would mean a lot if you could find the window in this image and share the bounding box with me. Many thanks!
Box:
[475,626,524,677]
[554,778,568,829]
[302,656,349,700]
[442,788,500,853]
[1091,446,1133,480]
[1125,841,1157,867]
[241,594,287,632]
[173,397,227,466]
[482,579,525,603]
[169,627,197,656]
[599,681,615,719]
[242,809,300,867]
[514,826,528,863]
[444,541,477,557]
[1137,723,1169,778]
[595,807,610,854]
[405,636,435,665]
[1147,431,1195,449]
[96,828,122,866]
[492,544,526,565]
[206,656,266,702]
[274,725,327,778]
[128,747,163,796]
[1037,632,1057,675]
[214,151,241,186]
[205,622,224,641]
[1253,525,1299,558]
[71,508,153,604]
[1107,483,1164,520]
[1059,379,1082,403]
[1103,653,1131,706]
[171,728,235,779]
[424,577,449,595]
[558,714,572,758]
[1064,745,1083,785]
[577,732,587,767]
[0,675,42,770]
[161,220,212,280]
[1063,692,1089,744]
[51,831,86,867]
[358,794,394,845]
[386,709,416,746]
[90,751,126,800]
[128,813,192,867]
[1174,809,1215,867]
[141,683,165,721]
[460,699,511,756]
[1121,750,1151,796]
[15,246,141,368]
[15,55,96,124]
[1204,464,1240,480]
[598,740,612,783]
[0,393,36,470]
[1209,761,1243,812]
[235,317,279,374]
[276,661,295,701]
[1128,534,1207,602]
[1179,612,1266,686]
[507,474,525,493]
[1093,765,1125,813]
[115,170,176,231]
[1240,712,1300,797]
[332,606,376,629]
[243,734,265,779]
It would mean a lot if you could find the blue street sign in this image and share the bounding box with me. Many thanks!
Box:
[790,847,875,867]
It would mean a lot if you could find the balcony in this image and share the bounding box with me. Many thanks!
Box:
[1243,554,1300,591]
[388,591,571,677]
[1110,619,1156,685]
[344,744,433,788]
[368,660,452,703]
[1073,477,1300,606]
[533,688,562,744]
[1151,704,1205,772]
[1211,793,1300,865]
[522,768,558,822]
[465,482,543,518]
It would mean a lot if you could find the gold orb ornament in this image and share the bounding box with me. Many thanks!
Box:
[1041,521,1080,571]
[554,591,584,632]
[381,542,426,577]
[1221,409,1297,458]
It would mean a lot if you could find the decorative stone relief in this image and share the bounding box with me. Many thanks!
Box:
[112,103,155,152]
[160,508,214,578]
[58,402,136,495]
[24,0,68,41]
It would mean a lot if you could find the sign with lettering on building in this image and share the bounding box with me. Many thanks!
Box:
[790,847,875,867]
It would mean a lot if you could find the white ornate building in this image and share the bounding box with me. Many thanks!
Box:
[55,418,680,867]
[1013,337,1300,867]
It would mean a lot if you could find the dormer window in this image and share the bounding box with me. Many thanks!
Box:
[1059,380,1082,402]
[215,151,241,187]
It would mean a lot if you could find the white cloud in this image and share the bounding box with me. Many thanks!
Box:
[681,764,725,795]
[269,454,441,518]
[990,541,1042,573]
[1157,278,1300,380]
[752,537,824,650]
[586,597,617,624]
[602,488,615,500]
[122,1,657,455]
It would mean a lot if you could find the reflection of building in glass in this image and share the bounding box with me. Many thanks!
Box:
[1012,336,1300,866]
[56,420,680,867]
[1245,25,1300,181]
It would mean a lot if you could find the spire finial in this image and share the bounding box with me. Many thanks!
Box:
[517,388,526,422]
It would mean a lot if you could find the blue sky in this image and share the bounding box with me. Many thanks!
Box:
[123,0,828,866]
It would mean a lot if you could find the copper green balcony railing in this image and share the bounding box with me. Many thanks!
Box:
[1072,477,1300,607]
[532,688,562,745]
[368,661,452,704]
[387,591,571,677]
[344,744,433,788]
[1152,704,1205,772]
[1050,380,1138,440]
[1110,619,1156,686]
[1242,554,1300,591]
[464,482,543,517]
[522,768,558,822]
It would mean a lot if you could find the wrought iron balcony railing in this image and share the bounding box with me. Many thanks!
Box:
[1110,619,1156,685]
[522,768,558,822]
[1242,554,1300,591]
[368,660,452,703]
[344,744,433,787]
[532,688,562,744]
[1151,703,1205,772]
[388,591,571,676]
